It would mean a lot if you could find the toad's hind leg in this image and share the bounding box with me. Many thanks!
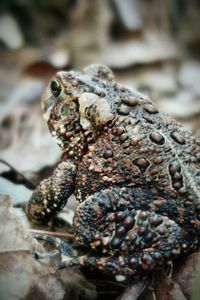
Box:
[65,188,186,280]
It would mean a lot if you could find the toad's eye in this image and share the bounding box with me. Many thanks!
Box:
[50,79,62,97]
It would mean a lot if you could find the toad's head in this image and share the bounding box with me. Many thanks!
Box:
[41,64,115,159]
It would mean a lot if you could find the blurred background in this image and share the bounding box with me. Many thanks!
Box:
[0,1,200,299]
[0,0,200,200]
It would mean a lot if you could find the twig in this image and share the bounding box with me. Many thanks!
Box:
[28,229,74,241]
[0,158,36,189]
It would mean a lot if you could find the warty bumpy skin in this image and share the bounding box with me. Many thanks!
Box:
[27,64,200,281]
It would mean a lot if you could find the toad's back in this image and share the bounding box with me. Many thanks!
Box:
[74,79,200,237]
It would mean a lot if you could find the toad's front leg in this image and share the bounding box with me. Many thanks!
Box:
[26,160,76,222]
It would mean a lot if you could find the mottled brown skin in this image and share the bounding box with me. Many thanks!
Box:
[27,64,200,281]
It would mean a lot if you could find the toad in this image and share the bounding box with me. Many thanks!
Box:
[27,64,200,281]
